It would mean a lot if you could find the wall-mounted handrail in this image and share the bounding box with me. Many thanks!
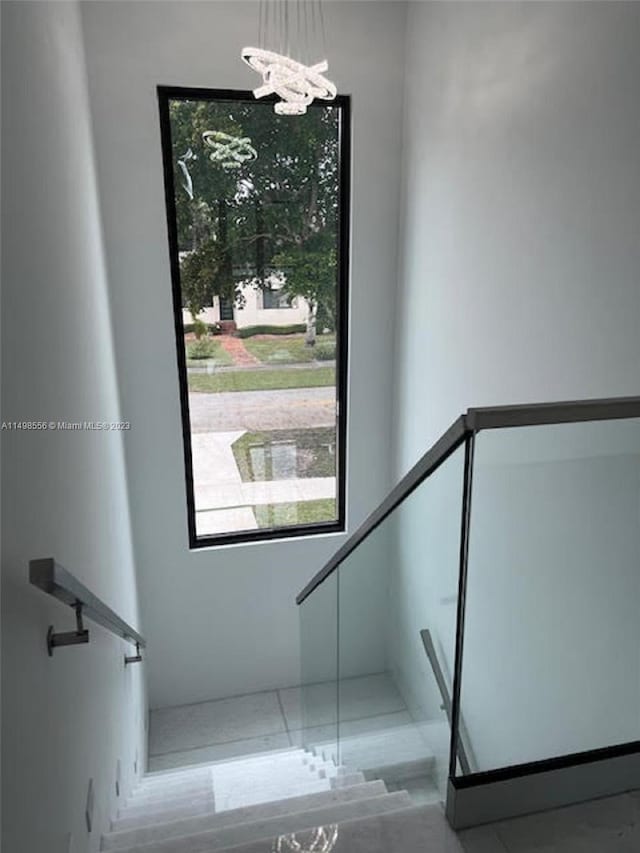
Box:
[29,558,145,660]
[296,395,640,605]
[420,629,473,776]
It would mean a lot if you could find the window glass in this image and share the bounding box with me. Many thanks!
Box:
[159,88,350,546]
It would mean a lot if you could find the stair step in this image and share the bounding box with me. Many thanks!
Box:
[148,744,304,774]
[102,781,388,851]
[313,725,436,784]
[112,781,332,832]
[139,749,309,790]
[105,791,414,853]
[119,790,214,819]
[131,752,334,798]
[386,775,443,806]
[330,772,366,788]
[123,759,339,815]
[135,767,214,790]
[209,763,336,812]
[209,803,464,853]
[125,778,213,808]
[113,796,217,831]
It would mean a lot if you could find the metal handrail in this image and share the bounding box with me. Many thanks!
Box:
[420,629,473,776]
[296,395,640,604]
[29,558,145,661]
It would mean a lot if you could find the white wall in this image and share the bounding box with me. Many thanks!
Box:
[390,0,640,776]
[80,1,407,708]
[182,288,308,330]
[1,3,146,851]
[395,0,640,474]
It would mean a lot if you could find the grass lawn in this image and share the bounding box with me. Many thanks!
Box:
[243,334,335,365]
[232,428,336,482]
[188,366,335,393]
[253,499,337,528]
[185,339,234,367]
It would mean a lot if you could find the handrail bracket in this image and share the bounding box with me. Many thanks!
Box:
[47,600,90,656]
[124,642,143,666]
[30,557,146,659]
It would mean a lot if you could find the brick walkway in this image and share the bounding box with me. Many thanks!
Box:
[218,334,261,367]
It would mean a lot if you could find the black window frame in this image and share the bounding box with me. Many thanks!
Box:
[158,86,351,549]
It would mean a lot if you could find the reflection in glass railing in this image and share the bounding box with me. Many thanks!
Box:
[334,442,466,803]
[240,430,336,482]
[273,825,339,853]
[297,439,467,805]
[458,418,640,775]
[194,427,338,536]
[298,570,338,762]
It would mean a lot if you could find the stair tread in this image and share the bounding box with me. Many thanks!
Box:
[112,781,332,831]
[121,761,339,817]
[147,746,306,777]
[105,791,414,853]
[331,772,366,787]
[119,791,215,819]
[314,724,435,778]
[206,803,463,853]
[102,781,388,851]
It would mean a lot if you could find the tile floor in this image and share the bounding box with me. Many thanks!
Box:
[148,672,410,772]
[459,789,640,852]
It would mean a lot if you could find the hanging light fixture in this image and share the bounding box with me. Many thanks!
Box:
[202,131,258,171]
[242,0,337,116]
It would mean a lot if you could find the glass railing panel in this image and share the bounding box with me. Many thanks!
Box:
[336,442,467,803]
[296,569,339,763]
[458,417,640,776]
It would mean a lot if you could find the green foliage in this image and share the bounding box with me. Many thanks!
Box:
[186,338,218,359]
[253,499,337,529]
[180,237,242,319]
[168,98,340,330]
[192,318,208,339]
[232,428,337,482]
[183,322,221,335]
[188,366,335,393]
[314,341,336,361]
[274,241,337,339]
[243,335,318,364]
[180,238,222,318]
[236,324,306,339]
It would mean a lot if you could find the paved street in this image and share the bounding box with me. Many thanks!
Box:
[189,386,336,432]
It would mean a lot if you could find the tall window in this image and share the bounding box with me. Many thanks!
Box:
[158,87,350,547]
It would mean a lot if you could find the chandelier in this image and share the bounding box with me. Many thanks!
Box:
[242,0,336,116]
[272,824,339,852]
[202,131,258,171]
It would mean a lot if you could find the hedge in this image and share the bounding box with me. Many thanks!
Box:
[236,324,306,338]
[183,323,222,336]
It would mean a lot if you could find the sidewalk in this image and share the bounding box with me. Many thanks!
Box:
[195,476,336,511]
[190,430,336,533]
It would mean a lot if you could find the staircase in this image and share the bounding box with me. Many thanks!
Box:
[102,746,461,853]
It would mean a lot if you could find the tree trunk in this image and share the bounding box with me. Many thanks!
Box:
[255,199,265,285]
[218,199,233,290]
[305,300,317,347]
